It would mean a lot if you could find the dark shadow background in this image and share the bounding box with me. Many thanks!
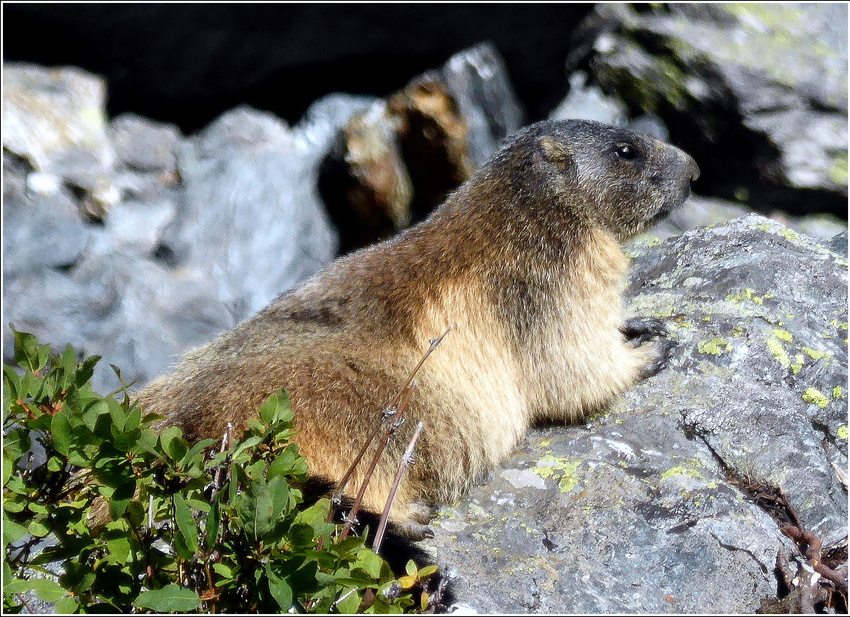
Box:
[3,3,595,133]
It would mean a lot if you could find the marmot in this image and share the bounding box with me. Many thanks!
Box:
[137,119,699,540]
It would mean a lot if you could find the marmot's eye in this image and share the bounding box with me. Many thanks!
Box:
[615,143,638,160]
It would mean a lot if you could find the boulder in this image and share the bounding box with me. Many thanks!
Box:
[425,214,847,613]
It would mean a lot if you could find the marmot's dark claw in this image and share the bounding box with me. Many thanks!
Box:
[639,338,677,380]
[621,316,669,347]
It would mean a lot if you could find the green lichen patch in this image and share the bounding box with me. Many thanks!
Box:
[660,465,704,482]
[829,151,848,186]
[531,456,581,494]
[802,387,830,408]
[726,288,764,305]
[837,425,848,440]
[697,338,732,355]
[802,347,830,361]
[766,338,790,368]
[833,386,843,399]
[773,328,793,342]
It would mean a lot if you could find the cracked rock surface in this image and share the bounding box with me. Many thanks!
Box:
[424,214,847,613]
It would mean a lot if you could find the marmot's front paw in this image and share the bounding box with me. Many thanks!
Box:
[621,316,668,347]
[638,338,676,380]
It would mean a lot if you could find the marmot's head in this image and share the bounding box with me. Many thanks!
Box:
[491,119,700,241]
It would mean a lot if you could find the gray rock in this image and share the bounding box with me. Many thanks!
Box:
[2,63,120,214]
[439,42,526,167]
[548,70,628,126]
[3,255,236,394]
[426,214,847,612]
[3,150,92,273]
[111,113,182,174]
[570,3,848,213]
[158,105,340,320]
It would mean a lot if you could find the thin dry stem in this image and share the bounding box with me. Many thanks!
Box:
[338,384,416,541]
[328,326,453,523]
[373,420,424,554]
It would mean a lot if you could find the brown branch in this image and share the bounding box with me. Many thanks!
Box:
[373,420,424,554]
[15,593,34,614]
[338,384,416,541]
[781,524,849,595]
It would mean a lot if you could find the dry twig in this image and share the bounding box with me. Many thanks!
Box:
[373,420,424,554]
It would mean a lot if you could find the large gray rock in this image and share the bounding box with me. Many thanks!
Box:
[425,214,847,613]
[566,3,848,215]
[2,66,359,393]
[439,42,526,167]
[157,106,339,320]
[2,64,120,218]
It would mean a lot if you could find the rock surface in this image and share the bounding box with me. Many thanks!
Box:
[425,215,848,613]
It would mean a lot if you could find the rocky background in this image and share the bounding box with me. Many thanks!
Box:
[3,3,847,614]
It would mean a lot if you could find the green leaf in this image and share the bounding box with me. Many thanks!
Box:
[82,399,109,432]
[59,345,77,390]
[28,519,51,537]
[108,480,136,520]
[405,560,418,577]
[159,426,186,462]
[265,564,294,611]
[417,564,439,578]
[107,397,127,432]
[123,406,142,432]
[257,389,293,425]
[106,535,132,564]
[133,584,201,612]
[28,578,66,602]
[51,410,73,457]
[47,455,64,472]
[3,514,28,545]
[54,595,80,614]
[179,438,217,469]
[204,499,221,550]
[74,354,101,387]
[173,493,199,555]
[335,587,362,613]
[11,326,50,373]
[212,563,234,580]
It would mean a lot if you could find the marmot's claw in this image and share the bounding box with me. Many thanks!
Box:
[639,338,676,379]
[621,316,668,347]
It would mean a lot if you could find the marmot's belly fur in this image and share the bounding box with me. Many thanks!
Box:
[138,119,699,533]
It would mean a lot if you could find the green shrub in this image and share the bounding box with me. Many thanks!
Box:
[3,327,437,613]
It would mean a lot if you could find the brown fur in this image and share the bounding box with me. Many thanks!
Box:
[137,119,699,530]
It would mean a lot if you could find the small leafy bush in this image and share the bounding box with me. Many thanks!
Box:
[3,327,438,613]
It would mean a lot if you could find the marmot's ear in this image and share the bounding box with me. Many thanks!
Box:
[538,136,573,173]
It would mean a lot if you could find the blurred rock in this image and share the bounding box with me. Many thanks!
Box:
[549,70,628,126]
[320,43,523,251]
[2,63,119,219]
[637,195,847,244]
[389,79,475,221]
[427,214,848,612]
[439,42,525,168]
[319,102,414,253]
[155,105,339,320]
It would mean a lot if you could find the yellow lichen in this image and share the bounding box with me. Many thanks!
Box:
[766,338,790,368]
[698,338,731,355]
[773,328,793,342]
[802,388,829,408]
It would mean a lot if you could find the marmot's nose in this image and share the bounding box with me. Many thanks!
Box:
[684,154,700,184]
